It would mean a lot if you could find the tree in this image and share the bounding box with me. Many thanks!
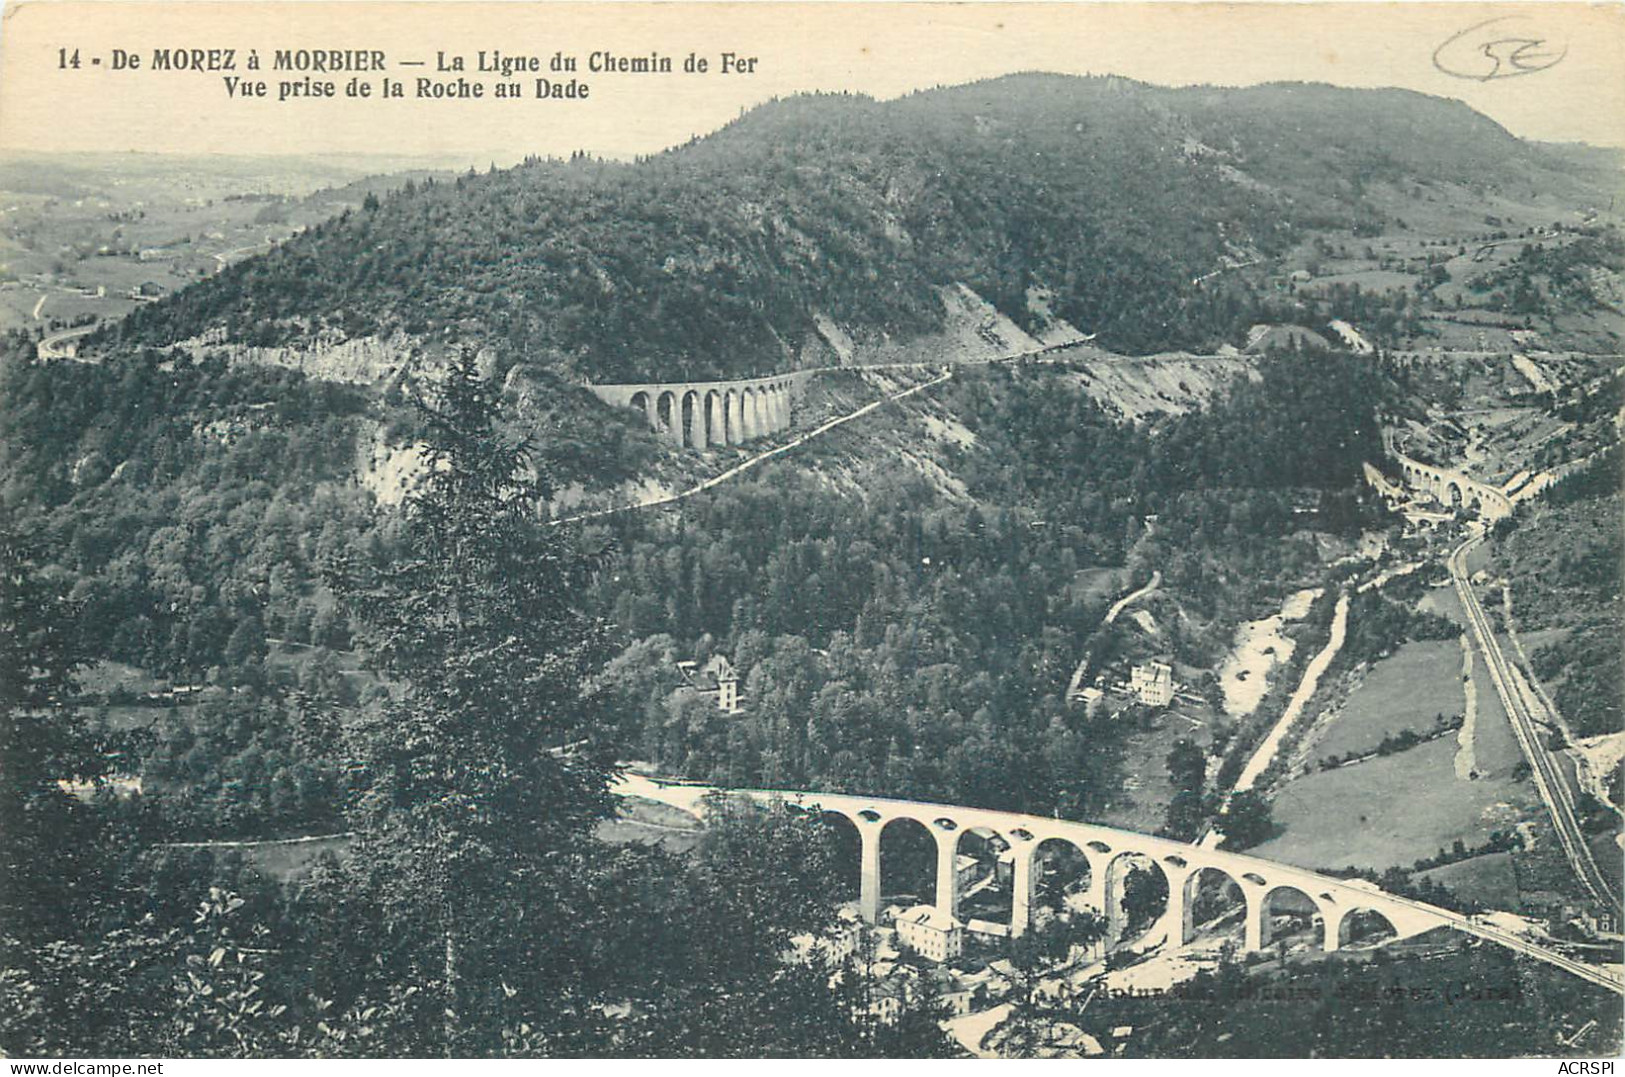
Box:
[582,798,956,1058]
[1165,737,1206,795]
[167,888,290,1058]
[1164,789,1206,841]
[0,520,108,946]
[325,349,618,1054]
[687,794,844,965]
[1164,738,1207,838]
[0,521,153,1057]
[1216,790,1275,851]
[1011,909,1107,977]
[223,614,267,667]
[1120,865,1169,933]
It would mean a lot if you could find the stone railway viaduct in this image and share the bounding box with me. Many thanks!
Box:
[769,789,1449,954]
[1388,441,1514,522]
[588,372,816,450]
[622,778,1452,955]
[584,344,1073,451]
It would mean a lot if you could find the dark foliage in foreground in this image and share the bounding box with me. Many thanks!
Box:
[0,360,955,1057]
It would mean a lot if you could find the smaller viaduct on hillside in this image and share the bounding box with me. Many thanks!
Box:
[620,778,1452,955]
[1388,442,1513,522]
[589,372,816,450]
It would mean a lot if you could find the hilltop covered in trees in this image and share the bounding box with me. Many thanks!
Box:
[98,75,1596,380]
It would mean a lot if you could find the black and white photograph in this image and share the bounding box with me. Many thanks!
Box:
[0,0,1622,1061]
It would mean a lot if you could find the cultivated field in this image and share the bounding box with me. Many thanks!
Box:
[1412,586,1524,777]
[0,154,451,334]
[1467,641,1527,778]
[1308,639,1465,766]
[1415,850,1521,910]
[1253,737,1533,875]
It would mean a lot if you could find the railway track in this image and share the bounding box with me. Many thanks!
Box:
[1448,527,1622,912]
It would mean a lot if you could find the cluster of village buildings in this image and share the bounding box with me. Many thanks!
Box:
[786,899,1140,1057]
[790,905,1028,1022]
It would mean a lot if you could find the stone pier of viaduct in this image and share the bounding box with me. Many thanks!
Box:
[626,779,1451,955]
[588,372,815,450]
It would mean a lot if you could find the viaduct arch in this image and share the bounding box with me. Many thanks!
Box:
[588,372,813,450]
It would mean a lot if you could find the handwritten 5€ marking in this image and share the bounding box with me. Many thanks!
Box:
[1433,15,1569,81]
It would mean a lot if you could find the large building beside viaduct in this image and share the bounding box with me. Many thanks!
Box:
[588,372,814,449]
[623,779,1451,955]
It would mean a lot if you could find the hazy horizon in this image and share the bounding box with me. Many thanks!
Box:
[2,3,1623,167]
[4,74,1624,180]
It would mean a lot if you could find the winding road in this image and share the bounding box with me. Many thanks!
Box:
[1066,569,1162,699]
[37,324,95,361]
[1103,569,1162,625]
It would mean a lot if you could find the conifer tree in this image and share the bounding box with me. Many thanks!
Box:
[327,349,617,1053]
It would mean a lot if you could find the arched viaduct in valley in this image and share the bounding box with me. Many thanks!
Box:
[1388,444,1513,522]
[621,778,1453,956]
[588,372,814,450]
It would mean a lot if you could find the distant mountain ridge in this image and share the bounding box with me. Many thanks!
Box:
[100,73,1597,382]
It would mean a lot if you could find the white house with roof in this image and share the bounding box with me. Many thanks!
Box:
[894,904,964,963]
[675,654,743,713]
[1130,660,1174,707]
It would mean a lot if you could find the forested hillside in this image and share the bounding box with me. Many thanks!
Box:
[0,325,1388,838]
[0,355,960,1055]
[10,332,1397,1055]
[1493,459,1623,741]
[0,339,665,680]
[560,353,1390,811]
[98,75,1590,380]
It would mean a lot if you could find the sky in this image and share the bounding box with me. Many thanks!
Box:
[1,1,1622,167]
